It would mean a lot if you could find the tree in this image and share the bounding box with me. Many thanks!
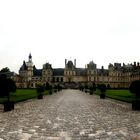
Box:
[0,67,10,73]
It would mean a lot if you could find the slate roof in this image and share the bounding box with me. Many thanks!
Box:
[19,61,27,71]
[76,68,87,76]
[66,61,75,69]
[53,68,64,76]
[97,69,109,76]
[33,69,42,76]
[0,72,16,78]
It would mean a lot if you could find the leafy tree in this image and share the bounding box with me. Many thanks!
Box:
[0,67,10,73]
[0,76,16,102]
[129,80,140,99]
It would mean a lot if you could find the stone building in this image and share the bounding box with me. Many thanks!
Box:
[16,54,140,88]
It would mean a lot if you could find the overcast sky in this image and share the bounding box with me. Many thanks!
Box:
[0,0,140,73]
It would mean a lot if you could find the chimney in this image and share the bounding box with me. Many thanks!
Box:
[101,66,104,72]
[137,62,139,67]
[65,59,67,67]
[74,59,76,67]
[134,62,136,66]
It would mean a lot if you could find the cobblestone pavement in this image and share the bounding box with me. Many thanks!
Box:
[0,89,140,140]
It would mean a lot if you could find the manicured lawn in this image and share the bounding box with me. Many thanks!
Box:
[94,89,135,103]
[0,89,49,104]
[0,89,135,104]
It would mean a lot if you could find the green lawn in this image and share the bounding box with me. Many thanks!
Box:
[0,89,136,104]
[94,89,135,103]
[0,89,49,104]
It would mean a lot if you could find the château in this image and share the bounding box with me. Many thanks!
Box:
[1,54,140,89]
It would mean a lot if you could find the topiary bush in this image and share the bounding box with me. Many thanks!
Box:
[36,85,44,99]
[129,80,140,110]
[89,82,96,95]
[0,75,16,111]
[98,84,106,99]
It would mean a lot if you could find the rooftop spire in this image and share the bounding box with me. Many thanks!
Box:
[29,53,32,62]
[29,53,32,59]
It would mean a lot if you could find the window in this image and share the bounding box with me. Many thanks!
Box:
[57,77,59,82]
[61,77,63,82]
[89,71,91,75]
[48,71,50,75]
[89,77,91,81]
[53,77,55,82]
[48,77,50,81]
[73,71,75,75]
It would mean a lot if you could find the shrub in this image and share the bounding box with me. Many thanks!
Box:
[90,90,93,95]
[0,75,16,111]
[98,84,106,99]
[37,85,45,94]
[36,85,44,99]
[129,80,140,99]
[129,80,140,110]
[45,82,52,90]
[79,85,84,91]
[89,82,96,95]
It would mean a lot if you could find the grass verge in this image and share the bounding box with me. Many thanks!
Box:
[0,89,49,104]
[94,89,135,103]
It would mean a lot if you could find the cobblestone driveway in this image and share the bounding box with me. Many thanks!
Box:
[0,89,140,140]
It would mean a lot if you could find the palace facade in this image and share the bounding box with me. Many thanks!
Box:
[12,54,140,88]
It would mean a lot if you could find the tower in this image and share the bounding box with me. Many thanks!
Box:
[26,53,33,81]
